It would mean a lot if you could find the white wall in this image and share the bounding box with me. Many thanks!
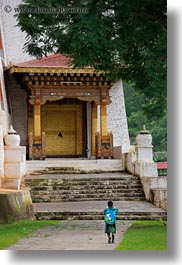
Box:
[0,0,33,64]
[107,80,130,152]
[0,58,11,134]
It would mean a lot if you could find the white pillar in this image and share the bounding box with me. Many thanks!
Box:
[97,104,100,132]
[135,125,154,162]
[135,126,158,178]
[86,102,91,158]
[2,126,26,190]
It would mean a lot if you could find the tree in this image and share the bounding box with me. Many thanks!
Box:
[123,81,167,151]
[16,0,167,118]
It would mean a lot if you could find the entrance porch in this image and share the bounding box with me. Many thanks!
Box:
[9,54,115,160]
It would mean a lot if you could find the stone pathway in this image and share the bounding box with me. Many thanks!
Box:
[6,220,132,250]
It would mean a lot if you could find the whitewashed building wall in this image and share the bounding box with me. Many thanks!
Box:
[0,0,33,64]
[107,80,130,153]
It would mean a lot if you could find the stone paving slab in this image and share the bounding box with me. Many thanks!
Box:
[33,200,166,214]
[6,220,132,250]
[25,172,134,180]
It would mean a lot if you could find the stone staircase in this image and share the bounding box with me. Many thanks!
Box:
[23,161,167,221]
[24,172,146,203]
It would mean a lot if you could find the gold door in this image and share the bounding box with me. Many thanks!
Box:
[41,101,83,156]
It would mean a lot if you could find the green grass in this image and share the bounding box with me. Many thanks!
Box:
[0,220,167,250]
[115,221,167,250]
[0,220,59,249]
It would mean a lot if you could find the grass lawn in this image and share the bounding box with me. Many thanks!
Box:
[115,221,167,250]
[0,220,59,250]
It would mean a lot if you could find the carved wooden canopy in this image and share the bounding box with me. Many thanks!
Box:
[9,54,114,105]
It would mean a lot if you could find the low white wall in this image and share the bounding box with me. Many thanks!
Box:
[125,149,167,210]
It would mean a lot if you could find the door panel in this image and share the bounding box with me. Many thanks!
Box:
[45,110,76,155]
[41,102,83,156]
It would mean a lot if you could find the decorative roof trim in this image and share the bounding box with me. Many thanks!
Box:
[9,66,105,75]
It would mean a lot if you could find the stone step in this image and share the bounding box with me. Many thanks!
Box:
[33,197,145,203]
[32,186,144,192]
[33,201,167,221]
[26,180,143,188]
[26,181,143,188]
[31,185,143,191]
[24,172,145,203]
[25,174,142,184]
[51,178,141,183]
[31,189,145,196]
[25,172,139,178]
[26,159,124,174]
[32,194,145,202]
[35,212,167,221]
[26,172,135,179]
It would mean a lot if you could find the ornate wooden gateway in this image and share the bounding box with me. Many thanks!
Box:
[10,54,114,160]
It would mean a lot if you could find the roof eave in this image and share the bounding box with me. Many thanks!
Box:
[9,65,105,75]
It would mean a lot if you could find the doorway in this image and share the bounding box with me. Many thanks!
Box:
[27,98,86,157]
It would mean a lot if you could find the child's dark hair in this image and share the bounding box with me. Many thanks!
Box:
[108,200,113,207]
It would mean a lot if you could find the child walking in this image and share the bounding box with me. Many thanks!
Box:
[104,200,118,244]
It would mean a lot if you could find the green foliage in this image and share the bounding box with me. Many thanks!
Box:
[0,220,59,249]
[150,114,167,151]
[154,152,167,162]
[115,221,167,250]
[16,0,167,118]
[123,81,167,151]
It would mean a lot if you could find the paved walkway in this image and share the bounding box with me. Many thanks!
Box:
[6,220,132,250]
[6,200,166,250]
